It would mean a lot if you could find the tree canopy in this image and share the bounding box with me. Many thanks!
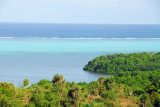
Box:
[83,52,160,74]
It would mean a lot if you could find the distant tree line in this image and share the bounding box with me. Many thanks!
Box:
[83,52,160,74]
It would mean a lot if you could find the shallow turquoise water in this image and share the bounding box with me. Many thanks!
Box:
[0,39,160,86]
[0,39,160,54]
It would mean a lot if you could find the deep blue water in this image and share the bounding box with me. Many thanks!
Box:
[0,23,160,86]
[0,23,160,38]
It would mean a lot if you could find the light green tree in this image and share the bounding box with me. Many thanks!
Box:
[23,79,29,88]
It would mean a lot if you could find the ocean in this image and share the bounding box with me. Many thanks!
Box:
[0,23,160,86]
[0,23,160,38]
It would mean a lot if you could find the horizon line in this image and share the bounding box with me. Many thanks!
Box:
[0,22,160,25]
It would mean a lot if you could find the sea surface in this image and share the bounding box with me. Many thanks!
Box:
[0,23,160,86]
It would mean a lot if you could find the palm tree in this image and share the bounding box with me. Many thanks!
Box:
[52,74,65,84]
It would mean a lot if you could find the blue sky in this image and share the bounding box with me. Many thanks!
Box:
[0,0,160,24]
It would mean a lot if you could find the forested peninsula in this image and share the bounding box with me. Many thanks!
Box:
[0,52,160,107]
[83,52,160,74]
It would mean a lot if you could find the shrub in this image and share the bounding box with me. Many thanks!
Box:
[23,79,29,88]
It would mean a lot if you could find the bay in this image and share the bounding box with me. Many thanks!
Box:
[0,39,160,86]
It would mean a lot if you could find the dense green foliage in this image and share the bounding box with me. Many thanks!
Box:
[83,52,160,74]
[0,75,138,107]
[115,70,160,107]
[0,72,159,107]
[115,70,160,89]
[0,52,160,107]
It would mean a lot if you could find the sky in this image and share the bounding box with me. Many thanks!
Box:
[0,0,160,24]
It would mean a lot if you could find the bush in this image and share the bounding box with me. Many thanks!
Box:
[139,93,152,107]
[102,91,119,101]
[23,79,29,88]
[133,88,145,96]
[150,92,160,107]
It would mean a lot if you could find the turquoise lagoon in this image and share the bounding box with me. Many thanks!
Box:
[0,38,160,86]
